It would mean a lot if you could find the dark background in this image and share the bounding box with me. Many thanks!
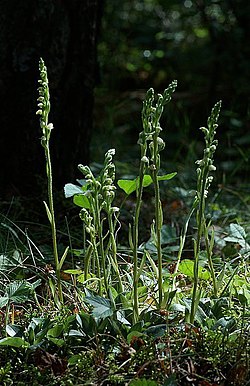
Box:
[1,0,249,200]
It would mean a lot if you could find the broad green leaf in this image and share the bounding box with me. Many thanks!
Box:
[170,303,185,313]
[116,310,130,325]
[0,255,13,271]
[182,297,208,325]
[0,296,9,308]
[212,297,229,319]
[0,251,23,272]
[64,183,84,198]
[157,172,177,181]
[145,324,166,338]
[213,317,236,332]
[161,224,177,244]
[0,337,29,348]
[224,223,247,248]
[145,224,177,250]
[73,194,90,209]
[178,259,211,280]
[6,324,22,337]
[68,354,82,365]
[47,337,65,346]
[118,173,177,195]
[6,280,32,303]
[229,223,246,239]
[1,280,40,306]
[47,324,64,338]
[85,295,113,319]
[117,178,138,195]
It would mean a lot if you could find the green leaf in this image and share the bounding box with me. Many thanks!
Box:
[117,178,139,195]
[130,378,158,386]
[0,255,13,271]
[145,324,166,338]
[0,251,23,272]
[47,324,64,338]
[47,337,65,346]
[43,201,52,224]
[64,183,84,198]
[73,194,90,209]
[58,246,69,270]
[85,295,113,319]
[0,337,29,348]
[68,329,85,337]
[118,173,176,195]
[224,223,247,247]
[6,324,22,337]
[127,331,145,344]
[63,269,83,275]
[157,172,177,181]
[178,259,211,280]
[0,296,9,308]
[163,375,178,386]
[213,317,236,332]
[6,280,33,303]
[68,354,82,365]
[30,279,42,291]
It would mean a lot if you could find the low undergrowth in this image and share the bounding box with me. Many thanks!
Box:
[0,60,249,385]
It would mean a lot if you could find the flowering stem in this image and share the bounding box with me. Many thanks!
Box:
[37,58,63,305]
[132,158,147,324]
[190,101,221,324]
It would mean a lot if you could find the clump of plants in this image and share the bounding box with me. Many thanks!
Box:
[0,59,249,386]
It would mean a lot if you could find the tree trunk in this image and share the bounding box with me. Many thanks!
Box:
[0,0,102,197]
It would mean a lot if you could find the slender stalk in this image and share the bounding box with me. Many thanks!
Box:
[78,149,118,299]
[107,214,123,293]
[96,198,109,296]
[131,88,155,323]
[36,58,63,304]
[44,144,63,303]
[151,166,163,306]
[172,205,196,291]
[190,180,206,323]
[132,160,146,323]
[149,84,177,308]
[204,223,218,297]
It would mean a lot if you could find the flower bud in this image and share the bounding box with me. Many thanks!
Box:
[200,127,209,135]
[157,137,164,146]
[141,156,149,163]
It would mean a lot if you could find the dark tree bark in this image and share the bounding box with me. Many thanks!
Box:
[0,0,102,197]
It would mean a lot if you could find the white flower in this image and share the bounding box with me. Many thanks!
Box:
[47,123,54,131]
